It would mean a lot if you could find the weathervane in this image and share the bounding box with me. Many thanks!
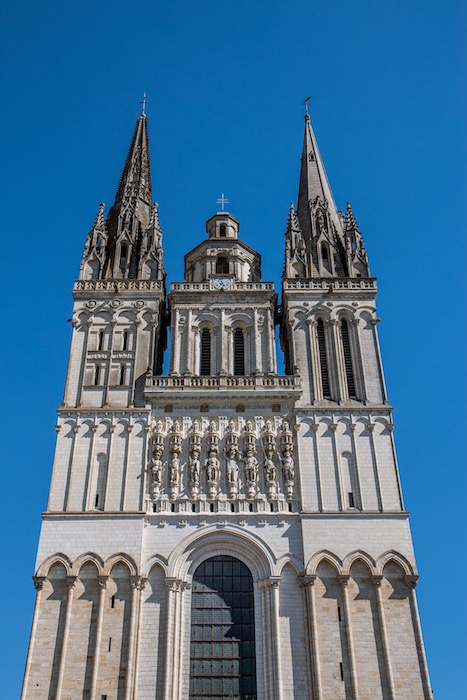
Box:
[216,193,229,211]
[302,96,311,115]
[140,92,148,115]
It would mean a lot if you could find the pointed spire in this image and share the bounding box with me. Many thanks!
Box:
[79,202,108,280]
[344,201,370,277]
[344,201,360,235]
[297,110,341,236]
[114,112,152,209]
[283,202,307,279]
[93,201,106,231]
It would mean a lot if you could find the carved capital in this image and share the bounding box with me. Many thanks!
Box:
[67,576,78,590]
[338,574,350,588]
[405,574,419,590]
[267,577,281,590]
[33,576,45,591]
[131,575,147,590]
[298,575,317,589]
[371,575,383,588]
[165,577,182,593]
[98,575,108,589]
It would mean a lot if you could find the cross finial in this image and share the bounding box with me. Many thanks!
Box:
[302,96,311,116]
[140,92,148,115]
[216,193,229,211]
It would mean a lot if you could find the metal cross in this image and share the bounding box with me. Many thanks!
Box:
[140,92,148,114]
[216,193,229,211]
[302,96,311,115]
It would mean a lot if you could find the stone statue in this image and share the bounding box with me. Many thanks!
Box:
[226,445,240,486]
[189,449,200,484]
[244,447,258,484]
[150,447,163,485]
[205,450,219,483]
[281,447,295,482]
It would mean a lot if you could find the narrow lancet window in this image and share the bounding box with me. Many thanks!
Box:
[200,329,211,376]
[119,365,125,386]
[219,224,226,237]
[119,242,128,274]
[216,255,229,274]
[189,556,257,700]
[122,330,129,351]
[340,319,356,398]
[94,365,100,386]
[234,328,245,375]
[316,319,331,398]
[321,242,332,274]
[98,330,104,351]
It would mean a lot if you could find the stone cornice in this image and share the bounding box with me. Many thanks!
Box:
[73,279,164,295]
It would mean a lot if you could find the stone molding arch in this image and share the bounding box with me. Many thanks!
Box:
[306,550,343,576]
[195,313,221,329]
[376,550,415,577]
[167,525,276,582]
[343,550,377,574]
[141,554,169,578]
[102,552,138,577]
[36,553,73,577]
[276,552,304,577]
[229,313,254,328]
[71,552,105,576]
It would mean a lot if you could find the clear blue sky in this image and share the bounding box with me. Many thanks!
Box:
[1,0,465,696]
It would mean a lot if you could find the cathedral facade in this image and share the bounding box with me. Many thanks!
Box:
[21,109,432,700]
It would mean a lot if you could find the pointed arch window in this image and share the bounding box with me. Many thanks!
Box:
[340,319,356,398]
[122,329,129,351]
[200,329,211,376]
[119,242,128,274]
[216,255,229,274]
[321,242,332,274]
[316,319,331,399]
[189,556,257,700]
[233,328,245,375]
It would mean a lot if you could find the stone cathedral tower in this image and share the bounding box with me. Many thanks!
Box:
[22,108,432,700]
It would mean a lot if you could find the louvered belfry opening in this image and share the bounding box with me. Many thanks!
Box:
[200,329,211,376]
[340,319,356,398]
[233,329,245,375]
[317,319,331,398]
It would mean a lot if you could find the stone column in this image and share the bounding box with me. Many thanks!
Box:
[253,308,260,373]
[330,423,343,511]
[163,578,181,700]
[55,576,77,699]
[371,576,396,700]
[20,577,45,700]
[124,576,143,700]
[339,575,359,700]
[193,327,200,375]
[89,576,108,700]
[405,576,433,699]
[132,576,148,698]
[268,578,283,700]
[259,581,272,697]
[129,318,142,406]
[171,309,181,375]
[350,318,367,402]
[348,423,363,511]
[307,319,320,402]
[63,424,79,512]
[84,424,98,511]
[332,319,347,402]
[367,423,383,511]
[300,575,322,700]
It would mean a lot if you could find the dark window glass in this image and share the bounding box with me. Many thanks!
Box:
[119,242,128,274]
[340,319,356,398]
[220,225,226,237]
[316,320,331,398]
[233,329,245,376]
[122,330,129,351]
[189,555,257,699]
[200,329,211,376]
[216,256,229,274]
[98,330,104,351]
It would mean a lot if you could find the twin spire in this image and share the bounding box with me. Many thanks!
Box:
[80,105,370,284]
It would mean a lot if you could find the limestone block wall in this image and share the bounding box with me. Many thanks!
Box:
[297,411,402,513]
[47,411,149,513]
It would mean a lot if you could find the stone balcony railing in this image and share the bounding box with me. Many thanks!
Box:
[283,278,377,291]
[145,373,301,400]
[170,281,275,292]
[74,279,164,293]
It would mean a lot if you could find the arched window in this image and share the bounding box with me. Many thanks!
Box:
[316,319,331,398]
[321,242,332,274]
[94,453,107,510]
[340,319,356,398]
[189,556,257,700]
[219,224,226,237]
[216,256,229,274]
[233,328,245,375]
[200,329,211,376]
[119,364,126,386]
[119,242,128,274]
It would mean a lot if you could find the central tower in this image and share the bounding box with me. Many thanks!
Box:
[22,107,432,700]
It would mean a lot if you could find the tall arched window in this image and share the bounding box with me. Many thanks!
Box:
[340,319,356,398]
[321,242,332,274]
[216,256,229,274]
[200,329,211,376]
[119,242,128,274]
[316,319,331,398]
[189,556,257,700]
[233,329,245,375]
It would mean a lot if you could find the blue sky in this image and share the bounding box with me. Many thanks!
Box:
[1,0,465,696]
